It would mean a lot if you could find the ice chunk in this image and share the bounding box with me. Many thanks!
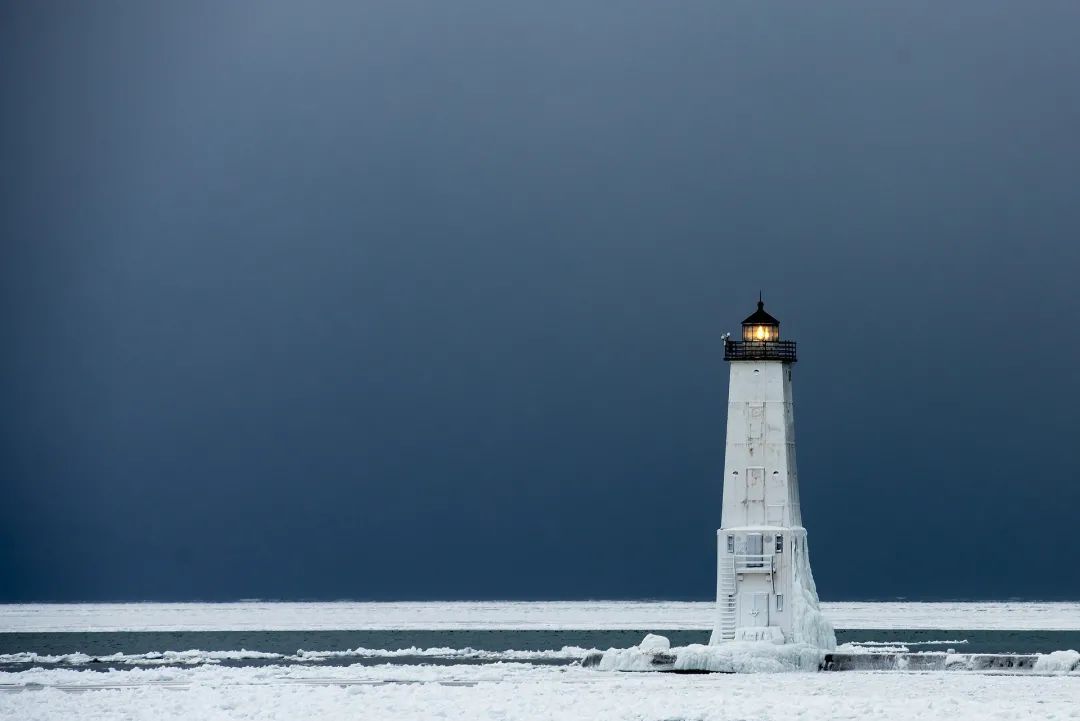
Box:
[1033,649,1080,674]
[637,634,670,651]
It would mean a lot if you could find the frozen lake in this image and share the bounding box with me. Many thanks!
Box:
[1,602,1077,720]
[3,600,1079,632]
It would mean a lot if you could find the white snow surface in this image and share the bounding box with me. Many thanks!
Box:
[3,600,1079,632]
[2,662,1079,721]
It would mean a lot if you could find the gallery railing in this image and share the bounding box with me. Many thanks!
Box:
[724,340,797,363]
[734,554,774,573]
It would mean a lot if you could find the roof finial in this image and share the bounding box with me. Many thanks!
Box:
[758,290,764,310]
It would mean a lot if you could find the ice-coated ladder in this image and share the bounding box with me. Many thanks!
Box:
[716,555,737,641]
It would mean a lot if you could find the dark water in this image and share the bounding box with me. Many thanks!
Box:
[836,629,1080,655]
[2,629,1077,672]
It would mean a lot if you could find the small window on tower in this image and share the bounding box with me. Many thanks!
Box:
[726,535,734,553]
[775,535,784,553]
[776,594,784,611]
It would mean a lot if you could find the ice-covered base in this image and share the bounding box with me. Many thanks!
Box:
[709,530,836,649]
[597,636,825,673]
[732,627,784,643]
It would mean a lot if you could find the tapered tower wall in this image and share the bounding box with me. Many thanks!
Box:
[720,361,802,529]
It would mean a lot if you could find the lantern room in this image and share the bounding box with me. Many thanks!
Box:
[724,297,797,363]
[741,300,780,342]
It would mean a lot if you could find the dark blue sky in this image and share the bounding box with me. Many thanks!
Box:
[2,1,1079,602]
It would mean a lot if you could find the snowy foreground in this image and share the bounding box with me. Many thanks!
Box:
[3,600,1079,632]
[2,662,1079,721]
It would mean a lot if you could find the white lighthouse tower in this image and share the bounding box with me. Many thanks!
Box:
[710,298,835,649]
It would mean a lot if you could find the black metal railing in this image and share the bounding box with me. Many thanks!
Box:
[724,339,797,363]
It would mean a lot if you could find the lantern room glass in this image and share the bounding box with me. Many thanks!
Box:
[743,323,779,342]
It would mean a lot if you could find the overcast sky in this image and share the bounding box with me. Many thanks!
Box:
[3,1,1080,602]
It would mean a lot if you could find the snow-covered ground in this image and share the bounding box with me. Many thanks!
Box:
[1,662,1078,721]
[2,601,1078,632]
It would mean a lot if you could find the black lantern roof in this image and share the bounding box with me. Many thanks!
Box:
[741,300,779,327]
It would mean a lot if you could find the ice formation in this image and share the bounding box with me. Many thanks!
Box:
[597,633,1080,675]
[1033,649,1080,674]
[635,633,670,652]
[787,535,835,650]
[597,634,825,673]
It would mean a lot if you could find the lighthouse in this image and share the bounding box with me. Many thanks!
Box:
[710,299,835,649]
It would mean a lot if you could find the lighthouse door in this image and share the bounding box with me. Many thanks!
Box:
[739,592,770,627]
